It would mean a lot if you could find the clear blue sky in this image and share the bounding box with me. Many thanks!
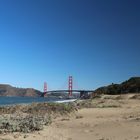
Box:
[0,0,140,91]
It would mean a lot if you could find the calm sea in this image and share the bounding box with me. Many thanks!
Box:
[0,96,64,106]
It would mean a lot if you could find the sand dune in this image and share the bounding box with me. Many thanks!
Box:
[1,95,140,140]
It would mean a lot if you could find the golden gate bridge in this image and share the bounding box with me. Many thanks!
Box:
[41,76,94,98]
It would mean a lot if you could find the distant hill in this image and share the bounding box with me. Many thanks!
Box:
[0,84,42,97]
[93,77,140,95]
[48,92,80,98]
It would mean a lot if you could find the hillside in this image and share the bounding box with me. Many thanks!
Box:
[0,84,42,97]
[93,77,140,95]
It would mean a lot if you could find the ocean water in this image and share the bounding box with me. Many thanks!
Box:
[0,96,67,106]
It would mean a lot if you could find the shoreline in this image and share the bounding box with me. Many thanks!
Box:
[0,96,78,106]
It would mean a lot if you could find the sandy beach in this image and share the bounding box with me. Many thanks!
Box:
[1,95,140,140]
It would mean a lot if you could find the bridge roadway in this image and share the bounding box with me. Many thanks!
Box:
[43,90,94,98]
[46,90,94,93]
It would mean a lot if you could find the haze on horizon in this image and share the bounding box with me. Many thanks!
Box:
[0,0,140,91]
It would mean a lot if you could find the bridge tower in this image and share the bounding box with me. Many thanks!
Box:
[44,82,47,96]
[68,76,73,97]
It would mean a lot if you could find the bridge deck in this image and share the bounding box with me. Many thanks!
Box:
[46,90,94,93]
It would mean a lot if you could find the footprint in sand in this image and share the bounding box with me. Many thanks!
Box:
[67,138,72,140]
[134,136,139,139]
[95,133,99,136]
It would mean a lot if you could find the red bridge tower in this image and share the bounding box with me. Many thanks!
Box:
[68,76,73,97]
[44,82,47,96]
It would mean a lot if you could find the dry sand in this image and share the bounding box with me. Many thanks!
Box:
[1,95,140,140]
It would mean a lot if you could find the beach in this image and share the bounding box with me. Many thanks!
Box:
[0,94,140,140]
